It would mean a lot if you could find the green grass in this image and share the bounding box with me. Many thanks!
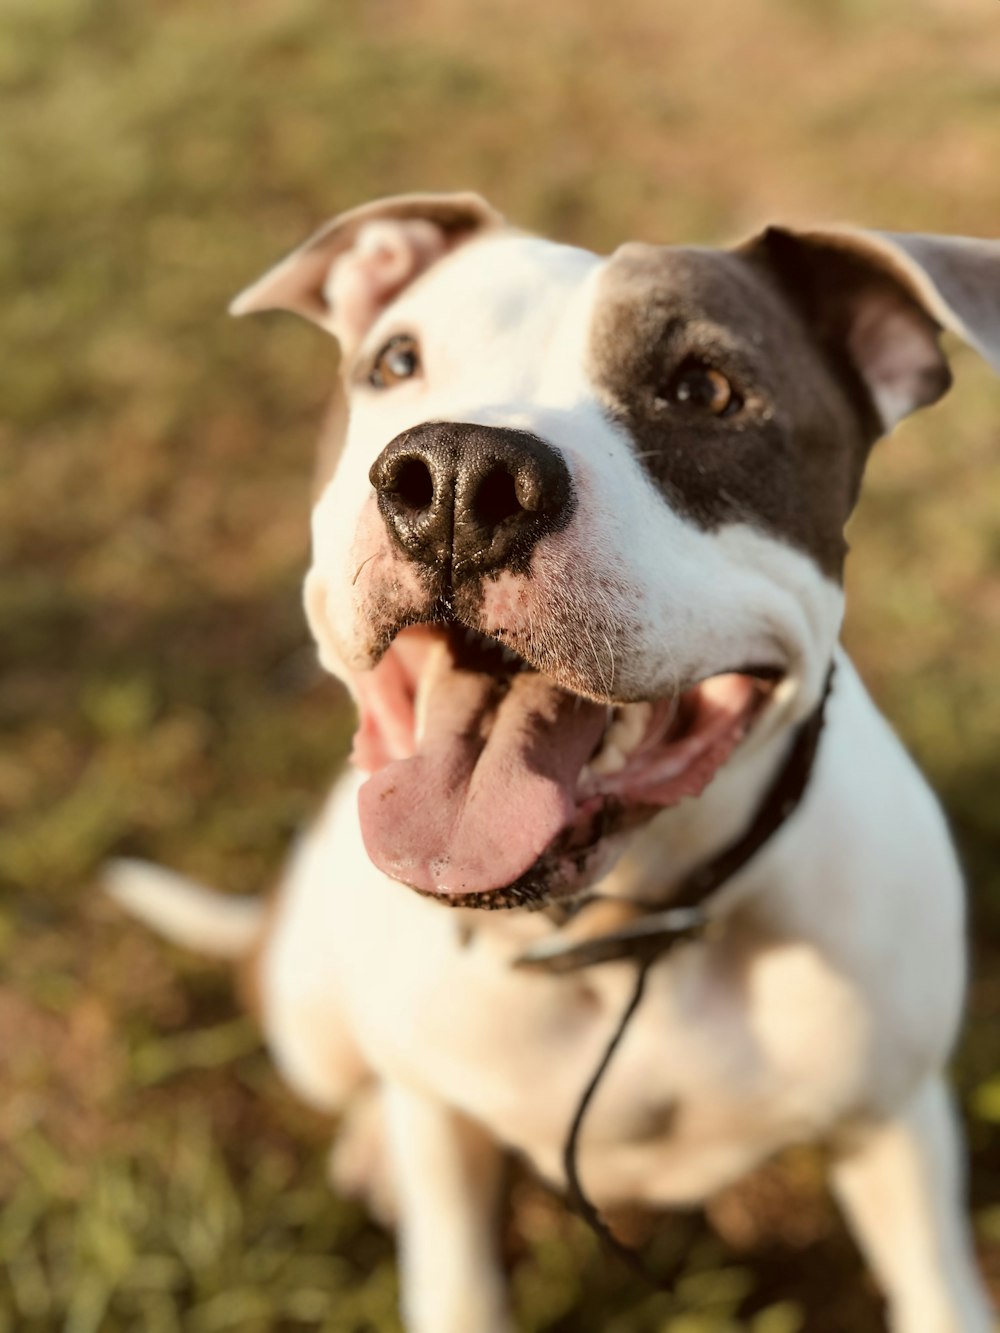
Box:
[2,0,1000,1326]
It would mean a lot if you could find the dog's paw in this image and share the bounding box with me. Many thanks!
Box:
[328,1085,398,1228]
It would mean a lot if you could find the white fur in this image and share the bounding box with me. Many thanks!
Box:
[120,209,996,1332]
[104,858,264,958]
[293,224,993,1330]
[259,654,990,1332]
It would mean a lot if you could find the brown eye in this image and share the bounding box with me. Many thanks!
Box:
[661,361,740,417]
[370,335,420,388]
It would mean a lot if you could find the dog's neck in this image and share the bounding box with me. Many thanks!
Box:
[608,706,804,905]
[452,660,835,959]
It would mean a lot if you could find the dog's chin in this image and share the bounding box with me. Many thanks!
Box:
[349,622,782,910]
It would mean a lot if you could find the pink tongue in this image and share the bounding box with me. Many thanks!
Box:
[358,659,606,898]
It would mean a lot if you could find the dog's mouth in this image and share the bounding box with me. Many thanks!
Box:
[351,624,780,909]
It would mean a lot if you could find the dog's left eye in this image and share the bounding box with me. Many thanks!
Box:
[658,360,741,417]
[370,335,421,388]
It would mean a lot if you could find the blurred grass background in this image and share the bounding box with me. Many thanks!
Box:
[2,0,1000,1328]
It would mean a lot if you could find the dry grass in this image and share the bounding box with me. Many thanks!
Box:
[3,0,1000,1327]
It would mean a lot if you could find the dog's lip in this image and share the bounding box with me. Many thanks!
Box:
[350,622,784,907]
[373,615,786,702]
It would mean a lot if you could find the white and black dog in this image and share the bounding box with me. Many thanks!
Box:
[110,194,1000,1332]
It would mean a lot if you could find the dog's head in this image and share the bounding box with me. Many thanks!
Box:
[234,194,1000,909]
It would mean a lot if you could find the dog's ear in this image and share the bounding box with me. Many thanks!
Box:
[744,226,1000,432]
[230,192,504,352]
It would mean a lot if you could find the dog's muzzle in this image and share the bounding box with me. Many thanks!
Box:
[369,421,574,579]
[355,422,782,909]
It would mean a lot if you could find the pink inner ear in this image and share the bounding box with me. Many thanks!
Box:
[323,219,450,350]
[850,294,946,430]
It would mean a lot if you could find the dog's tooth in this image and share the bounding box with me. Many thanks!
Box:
[606,702,653,757]
[662,695,680,732]
[414,639,451,744]
[581,703,652,778]
[588,742,628,776]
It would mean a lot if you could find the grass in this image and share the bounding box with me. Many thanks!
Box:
[2,0,1000,1327]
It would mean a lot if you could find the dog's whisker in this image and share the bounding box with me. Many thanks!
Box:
[602,631,617,695]
[352,553,378,586]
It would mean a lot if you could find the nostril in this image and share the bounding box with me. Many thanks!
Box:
[388,456,434,512]
[471,465,523,530]
[372,423,572,573]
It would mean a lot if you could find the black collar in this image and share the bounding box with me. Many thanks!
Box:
[514,664,836,975]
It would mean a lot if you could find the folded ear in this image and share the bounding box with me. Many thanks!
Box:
[230,192,505,352]
[744,225,1000,432]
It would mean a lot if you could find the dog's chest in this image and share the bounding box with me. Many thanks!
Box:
[266,811,874,1207]
[358,927,869,1202]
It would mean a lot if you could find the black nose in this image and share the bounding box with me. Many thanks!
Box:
[369,422,574,578]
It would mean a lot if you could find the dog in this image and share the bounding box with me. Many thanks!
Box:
[108,193,1000,1332]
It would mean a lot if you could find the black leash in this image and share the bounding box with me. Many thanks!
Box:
[561,955,660,1283]
[515,665,836,1284]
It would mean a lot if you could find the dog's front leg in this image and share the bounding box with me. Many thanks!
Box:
[383,1080,513,1333]
[831,1076,994,1333]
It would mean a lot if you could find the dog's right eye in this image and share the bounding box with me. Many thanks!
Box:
[370,335,421,388]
